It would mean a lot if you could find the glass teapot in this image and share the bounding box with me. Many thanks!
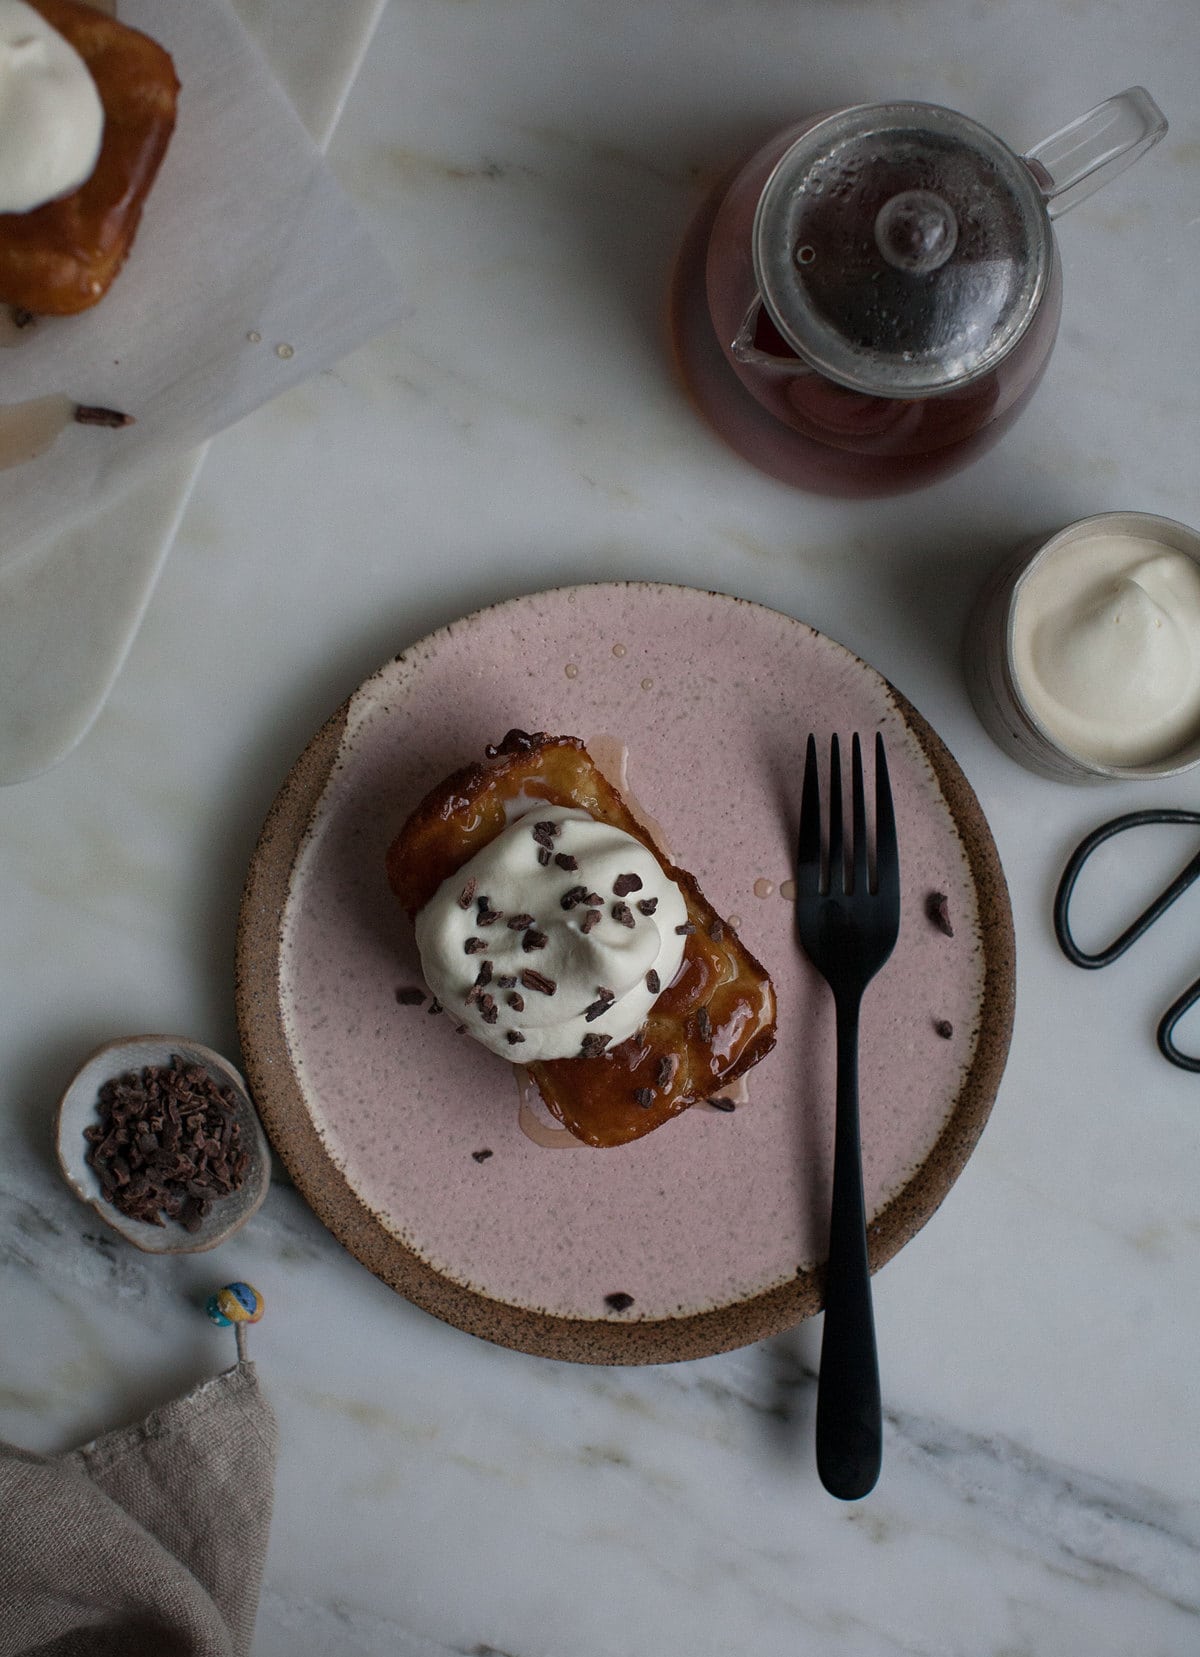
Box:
[670,89,1167,496]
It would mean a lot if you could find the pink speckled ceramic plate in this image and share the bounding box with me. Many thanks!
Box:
[236,583,1013,1364]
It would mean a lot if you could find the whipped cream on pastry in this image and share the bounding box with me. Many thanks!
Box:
[414,805,688,1062]
[0,0,103,213]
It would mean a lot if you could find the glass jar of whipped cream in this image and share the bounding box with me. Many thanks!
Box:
[966,513,1200,782]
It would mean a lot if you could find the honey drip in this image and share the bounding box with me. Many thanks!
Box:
[515,1068,588,1149]
[0,396,74,470]
[714,1073,751,1106]
[586,733,675,863]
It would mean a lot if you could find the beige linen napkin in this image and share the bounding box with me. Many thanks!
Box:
[0,1360,276,1657]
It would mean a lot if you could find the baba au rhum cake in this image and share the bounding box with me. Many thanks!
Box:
[386,729,777,1147]
[0,0,179,315]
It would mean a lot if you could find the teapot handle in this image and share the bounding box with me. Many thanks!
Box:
[1024,87,1167,220]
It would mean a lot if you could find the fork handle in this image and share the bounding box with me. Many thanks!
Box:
[816,991,882,1500]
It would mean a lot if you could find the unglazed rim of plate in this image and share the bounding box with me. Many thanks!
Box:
[234,581,1014,1364]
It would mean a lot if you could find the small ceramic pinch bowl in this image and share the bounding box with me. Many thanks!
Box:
[56,1035,271,1254]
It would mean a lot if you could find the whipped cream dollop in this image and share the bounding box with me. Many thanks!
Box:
[1014,534,1200,767]
[0,0,104,214]
[414,805,689,1063]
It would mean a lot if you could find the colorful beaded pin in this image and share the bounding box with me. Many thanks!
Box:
[206,1282,263,1359]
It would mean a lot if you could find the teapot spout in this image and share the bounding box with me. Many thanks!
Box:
[730,295,815,377]
[1024,87,1167,220]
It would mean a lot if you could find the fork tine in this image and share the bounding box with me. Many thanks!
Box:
[873,731,899,905]
[850,734,868,896]
[797,734,821,892]
[828,734,843,895]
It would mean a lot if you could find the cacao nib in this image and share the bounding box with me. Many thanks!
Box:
[584,990,615,1022]
[83,1055,247,1231]
[484,728,542,758]
[927,892,954,937]
[74,404,134,428]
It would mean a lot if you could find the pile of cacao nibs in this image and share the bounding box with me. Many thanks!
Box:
[83,1054,250,1232]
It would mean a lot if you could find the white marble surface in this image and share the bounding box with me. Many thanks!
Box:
[4,1,1200,1653]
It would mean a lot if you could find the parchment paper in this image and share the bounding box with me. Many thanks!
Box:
[0,0,404,565]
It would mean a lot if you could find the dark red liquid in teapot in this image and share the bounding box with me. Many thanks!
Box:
[668,132,1063,497]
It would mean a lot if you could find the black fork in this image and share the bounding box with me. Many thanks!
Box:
[795,732,901,1500]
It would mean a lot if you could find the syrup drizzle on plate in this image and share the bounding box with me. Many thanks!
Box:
[0,395,74,469]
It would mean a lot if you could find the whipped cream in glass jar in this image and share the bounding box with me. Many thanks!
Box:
[966,513,1200,782]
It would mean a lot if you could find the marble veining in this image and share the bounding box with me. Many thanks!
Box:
[5,1143,1200,1652]
[3,0,1200,1653]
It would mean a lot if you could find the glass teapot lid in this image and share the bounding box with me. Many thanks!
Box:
[752,102,1052,396]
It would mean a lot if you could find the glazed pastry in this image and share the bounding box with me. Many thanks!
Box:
[0,0,178,314]
[387,730,777,1147]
